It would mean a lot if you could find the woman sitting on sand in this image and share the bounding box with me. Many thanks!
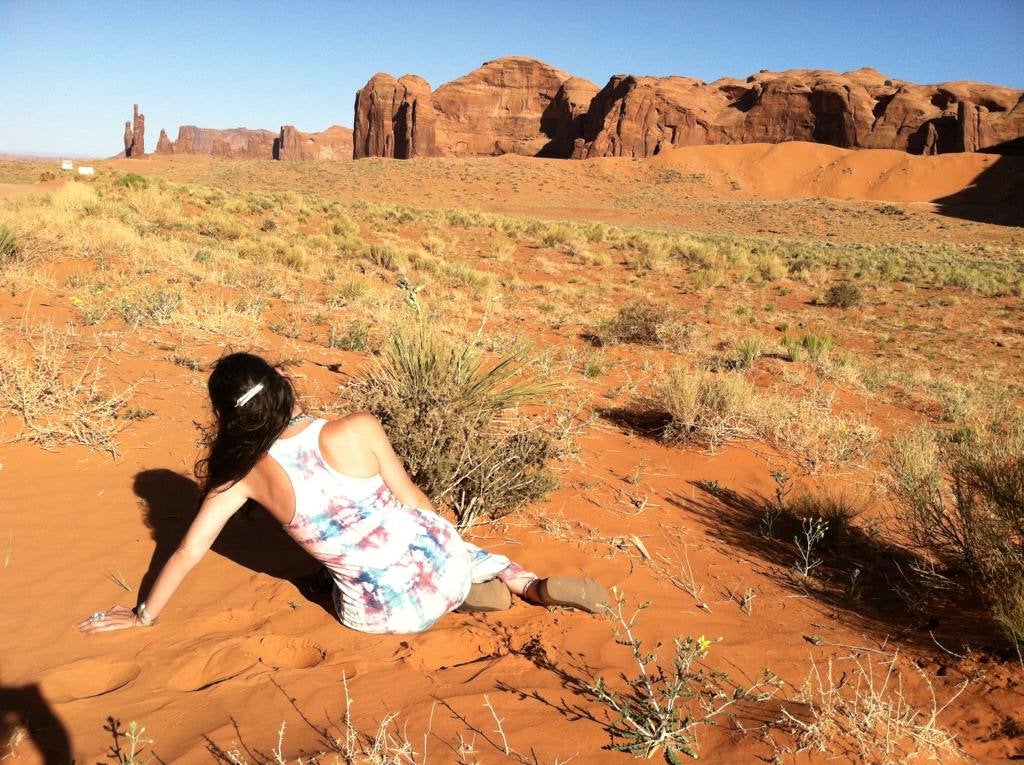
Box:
[79,352,607,635]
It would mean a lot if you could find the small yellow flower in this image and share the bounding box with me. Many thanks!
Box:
[696,635,713,652]
[69,295,84,307]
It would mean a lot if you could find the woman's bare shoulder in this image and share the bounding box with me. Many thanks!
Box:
[321,411,384,442]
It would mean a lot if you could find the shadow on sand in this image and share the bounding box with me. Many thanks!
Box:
[932,152,1024,227]
[132,469,331,614]
[0,681,71,764]
[672,480,1011,656]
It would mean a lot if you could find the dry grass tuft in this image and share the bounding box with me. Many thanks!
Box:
[0,322,133,456]
[886,402,1024,645]
[776,652,968,763]
[657,367,757,450]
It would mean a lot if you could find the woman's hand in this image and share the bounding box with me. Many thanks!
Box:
[77,605,141,634]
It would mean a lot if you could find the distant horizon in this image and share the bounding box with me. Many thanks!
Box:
[2,0,1022,156]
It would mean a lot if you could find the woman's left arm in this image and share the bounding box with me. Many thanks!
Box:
[78,479,248,633]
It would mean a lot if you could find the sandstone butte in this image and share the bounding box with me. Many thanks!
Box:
[143,123,353,161]
[353,56,1024,159]
[123,56,1024,162]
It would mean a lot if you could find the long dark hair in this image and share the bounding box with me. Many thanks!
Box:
[195,352,295,498]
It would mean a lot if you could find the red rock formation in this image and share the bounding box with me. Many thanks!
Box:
[354,57,596,159]
[353,62,1023,159]
[132,104,145,156]
[155,129,173,154]
[432,57,584,157]
[540,76,599,157]
[353,73,436,159]
[576,68,1024,158]
[160,126,277,158]
[123,104,145,157]
[276,124,354,160]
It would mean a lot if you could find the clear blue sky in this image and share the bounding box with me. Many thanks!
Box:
[2,0,1022,156]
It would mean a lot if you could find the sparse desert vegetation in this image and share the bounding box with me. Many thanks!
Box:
[1,149,1022,763]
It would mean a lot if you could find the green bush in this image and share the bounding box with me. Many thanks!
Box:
[117,172,149,189]
[589,591,779,760]
[346,323,556,528]
[825,282,864,309]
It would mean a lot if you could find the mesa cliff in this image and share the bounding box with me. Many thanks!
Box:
[147,123,353,160]
[354,57,1024,159]
[123,58,1023,162]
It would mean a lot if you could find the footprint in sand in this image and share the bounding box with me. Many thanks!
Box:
[167,636,326,691]
[167,643,259,692]
[241,635,327,669]
[40,659,141,703]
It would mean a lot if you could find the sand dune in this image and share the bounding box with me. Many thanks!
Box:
[648,141,1023,205]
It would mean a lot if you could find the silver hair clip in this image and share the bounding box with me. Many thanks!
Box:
[235,382,265,408]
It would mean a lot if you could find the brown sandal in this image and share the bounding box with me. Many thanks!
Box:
[455,578,513,613]
[530,577,609,613]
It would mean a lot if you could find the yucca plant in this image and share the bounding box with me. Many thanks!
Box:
[348,321,557,528]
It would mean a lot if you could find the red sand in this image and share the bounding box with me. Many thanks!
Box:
[1,145,1022,763]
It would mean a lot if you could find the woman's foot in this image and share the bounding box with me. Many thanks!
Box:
[456,578,513,613]
[524,577,609,613]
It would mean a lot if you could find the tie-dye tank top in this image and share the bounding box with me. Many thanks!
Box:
[267,419,508,634]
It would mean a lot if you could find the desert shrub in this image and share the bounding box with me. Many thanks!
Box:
[582,350,606,379]
[886,407,1024,644]
[801,333,834,363]
[657,367,756,450]
[598,300,667,346]
[763,390,878,472]
[590,591,779,760]
[197,210,245,240]
[363,244,405,272]
[777,652,966,762]
[756,253,787,281]
[329,321,371,352]
[245,192,276,213]
[327,279,369,307]
[346,323,556,528]
[0,225,18,265]
[625,237,670,273]
[441,262,493,293]
[115,287,183,327]
[0,323,132,455]
[788,489,865,549]
[116,172,149,189]
[540,223,575,248]
[824,282,864,308]
[781,335,802,362]
[732,336,763,371]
